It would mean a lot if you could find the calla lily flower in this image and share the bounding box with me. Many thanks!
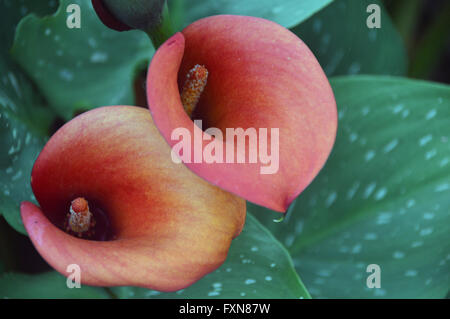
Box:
[146,15,338,212]
[21,106,246,291]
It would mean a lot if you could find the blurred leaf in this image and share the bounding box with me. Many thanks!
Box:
[113,214,310,299]
[292,0,407,77]
[0,215,52,273]
[0,219,7,273]
[387,0,422,51]
[0,271,110,298]
[11,0,153,120]
[0,217,17,272]
[169,0,333,30]
[0,0,58,54]
[251,76,450,298]
[409,1,450,79]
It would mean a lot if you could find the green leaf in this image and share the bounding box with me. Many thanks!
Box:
[0,0,58,235]
[169,0,333,30]
[0,59,55,235]
[250,76,450,298]
[113,214,310,299]
[11,0,153,120]
[0,0,58,55]
[0,271,110,298]
[291,0,407,77]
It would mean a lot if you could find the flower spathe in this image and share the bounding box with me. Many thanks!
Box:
[21,106,246,291]
[146,15,338,212]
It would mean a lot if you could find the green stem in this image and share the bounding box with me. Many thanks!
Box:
[146,1,174,49]
[408,1,450,79]
[103,287,119,299]
[389,0,423,51]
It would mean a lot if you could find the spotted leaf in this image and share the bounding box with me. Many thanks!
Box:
[11,0,153,120]
[291,0,407,77]
[250,76,450,298]
[169,0,333,30]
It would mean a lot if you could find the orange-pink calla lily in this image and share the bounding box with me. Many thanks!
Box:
[146,15,337,212]
[21,106,246,291]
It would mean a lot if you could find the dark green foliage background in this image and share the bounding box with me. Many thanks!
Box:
[0,0,448,298]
